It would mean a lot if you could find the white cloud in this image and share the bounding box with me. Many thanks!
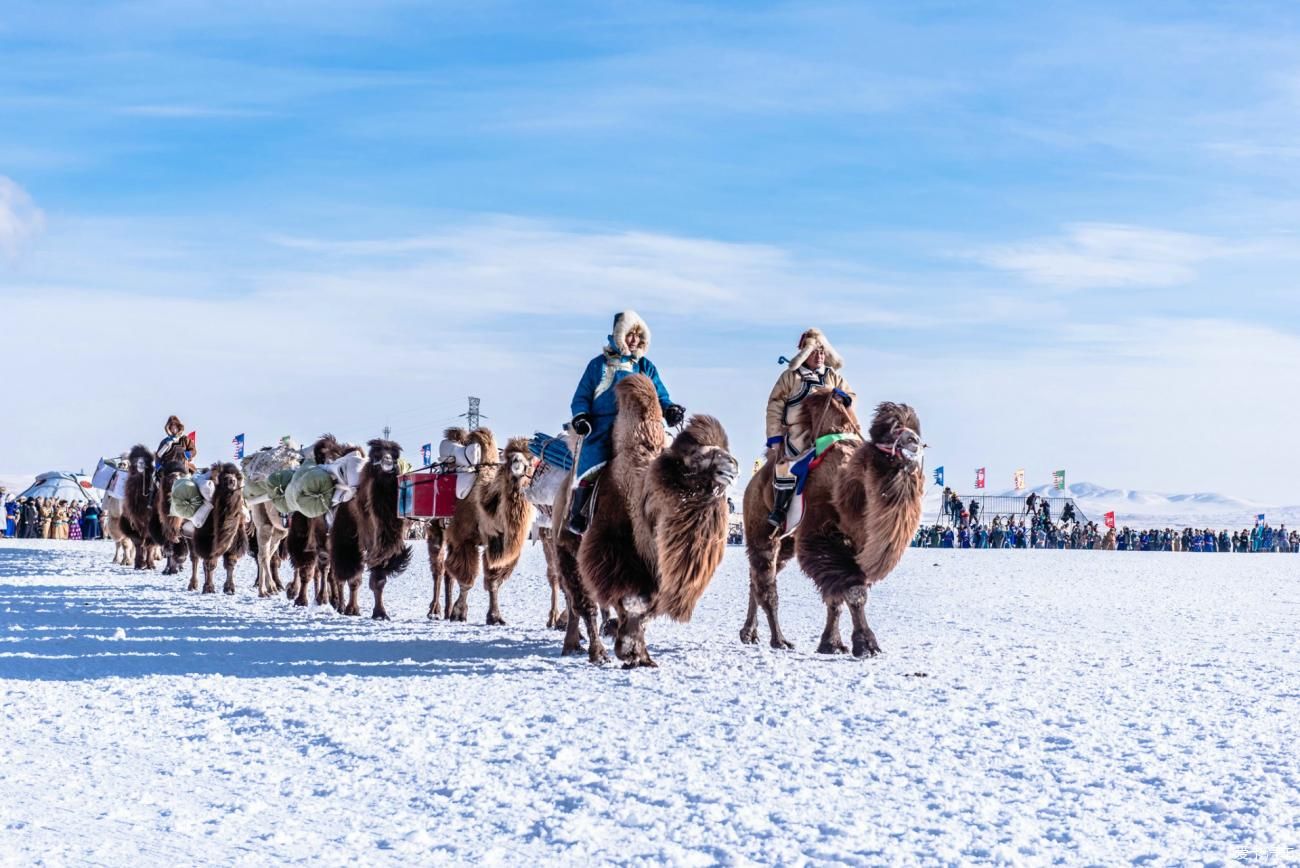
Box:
[0,177,45,261]
[969,223,1226,290]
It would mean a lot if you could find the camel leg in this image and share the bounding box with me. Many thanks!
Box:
[614,601,656,669]
[369,569,391,620]
[845,589,882,658]
[428,566,444,620]
[484,559,517,626]
[293,565,311,607]
[816,602,849,654]
[740,583,760,645]
[426,524,446,620]
[344,579,361,617]
[546,580,560,629]
[222,551,238,595]
[448,581,471,622]
[133,536,147,571]
[187,552,199,592]
[202,559,217,594]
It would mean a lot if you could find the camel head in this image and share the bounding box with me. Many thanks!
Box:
[665,415,739,495]
[128,445,153,477]
[867,402,923,467]
[211,462,244,493]
[798,389,861,440]
[503,438,534,482]
[366,438,403,476]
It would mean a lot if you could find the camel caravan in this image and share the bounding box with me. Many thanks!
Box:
[90,314,927,667]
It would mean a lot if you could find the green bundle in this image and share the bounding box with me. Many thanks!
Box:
[170,477,205,519]
[267,468,296,515]
[285,465,336,518]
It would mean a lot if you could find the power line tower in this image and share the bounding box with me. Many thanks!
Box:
[382,425,391,440]
[460,396,484,431]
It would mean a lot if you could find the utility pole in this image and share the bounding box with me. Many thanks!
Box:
[382,425,391,440]
[460,396,484,431]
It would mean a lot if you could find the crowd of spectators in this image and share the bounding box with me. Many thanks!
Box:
[0,489,103,541]
[916,489,1298,552]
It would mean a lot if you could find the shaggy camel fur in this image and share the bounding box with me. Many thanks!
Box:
[150,459,192,577]
[741,393,924,657]
[287,435,354,610]
[191,462,248,594]
[119,445,158,571]
[329,439,412,619]
[574,374,738,668]
[430,429,535,625]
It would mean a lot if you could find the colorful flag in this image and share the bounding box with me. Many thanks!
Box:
[186,430,197,459]
[281,435,292,445]
[975,468,986,490]
[1257,513,1266,524]
[933,466,944,486]
[1104,511,1116,529]
[421,443,432,466]
[232,433,245,459]
[1053,469,1066,491]
[1013,469,1025,491]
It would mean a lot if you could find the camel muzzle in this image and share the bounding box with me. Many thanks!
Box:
[376,457,395,473]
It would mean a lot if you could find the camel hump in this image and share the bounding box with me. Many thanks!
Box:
[672,415,729,451]
[614,374,661,416]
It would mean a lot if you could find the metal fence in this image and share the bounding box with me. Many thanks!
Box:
[934,494,1088,526]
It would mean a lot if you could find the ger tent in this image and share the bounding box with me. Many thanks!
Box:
[17,472,101,506]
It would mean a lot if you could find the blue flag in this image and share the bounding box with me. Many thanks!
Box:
[1257,513,1266,524]
[933,466,944,486]
[421,443,432,466]
[232,433,245,459]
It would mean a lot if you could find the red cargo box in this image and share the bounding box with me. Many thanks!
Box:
[399,472,458,519]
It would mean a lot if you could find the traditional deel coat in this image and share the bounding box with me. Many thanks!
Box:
[570,310,673,481]
[765,328,855,457]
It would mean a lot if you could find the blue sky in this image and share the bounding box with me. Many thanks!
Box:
[2,1,1299,503]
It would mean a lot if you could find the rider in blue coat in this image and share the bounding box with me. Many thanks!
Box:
[567,310,684,534]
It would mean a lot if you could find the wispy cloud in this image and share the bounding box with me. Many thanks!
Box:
[116,104,272,119]
[967,223,1227,290]
[0,177,45,261]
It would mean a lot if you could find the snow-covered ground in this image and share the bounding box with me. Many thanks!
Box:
[2,539,1298,865]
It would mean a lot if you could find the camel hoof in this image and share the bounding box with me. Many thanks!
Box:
[293,597,308,607]
[202,586,215,595]
[485,614,506,626]
[561,642,584,656]
[372,610,390,621]
[739,627,759,645]
[587,645,610,665]
[816,640,849,655]
[621,656,658,670]
[770,637,795,650]
[852,633,882,658]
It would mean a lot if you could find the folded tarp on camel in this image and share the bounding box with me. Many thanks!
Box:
[528,433,573,471]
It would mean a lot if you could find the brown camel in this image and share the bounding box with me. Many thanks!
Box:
[741,394,925,657]
[192,462,248,594]
[118,445,158,571]
[150,459,192,577]
[287,435,354,610]
[437,432,535,625]
[329,439,412,619]
[569,374,738,668]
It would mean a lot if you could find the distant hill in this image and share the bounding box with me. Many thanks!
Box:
[926,480,1299,529]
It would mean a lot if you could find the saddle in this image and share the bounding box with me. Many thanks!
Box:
[776,432,860,539]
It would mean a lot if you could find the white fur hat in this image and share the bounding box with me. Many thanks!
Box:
[787,328,842,370]
[609,310,651,359]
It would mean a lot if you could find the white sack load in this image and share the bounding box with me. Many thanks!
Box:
[438,438,484,499]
